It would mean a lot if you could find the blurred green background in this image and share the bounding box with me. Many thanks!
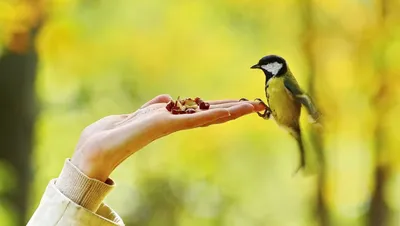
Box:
[1,0,400,225]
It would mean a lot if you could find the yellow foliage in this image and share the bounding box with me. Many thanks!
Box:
[0,0,41,49]
[3,0,396,225]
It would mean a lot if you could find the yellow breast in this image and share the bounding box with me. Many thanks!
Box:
[266,77,301,128]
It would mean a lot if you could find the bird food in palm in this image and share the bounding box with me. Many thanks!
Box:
[166,97,210,114]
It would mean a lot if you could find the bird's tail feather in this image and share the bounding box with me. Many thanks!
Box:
[293,133,306,175]
[288,127,305,175]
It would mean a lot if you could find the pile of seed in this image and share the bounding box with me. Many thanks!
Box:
[166,97,210,114]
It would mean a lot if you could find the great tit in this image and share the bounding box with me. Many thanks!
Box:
[245,55,321,174]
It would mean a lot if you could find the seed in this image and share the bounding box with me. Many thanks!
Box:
[166,101,175,111]
[199,102,210,110]
[176,100,185,110]
[194,97,202,105]
[171,109,181,114]
[185,108,196,114]
[185,99,197,107]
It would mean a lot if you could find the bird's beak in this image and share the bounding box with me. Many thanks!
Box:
[250,64,261,69]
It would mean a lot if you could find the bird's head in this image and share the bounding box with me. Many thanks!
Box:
[250,55,288,79]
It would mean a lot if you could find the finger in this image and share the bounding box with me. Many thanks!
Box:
[252,101,267,112]
[141,94,173,108]
[173,108,231,130]
[210,102,241,109]
[202,103,255,127]
[207,99,240,105]
[210,101,266,112]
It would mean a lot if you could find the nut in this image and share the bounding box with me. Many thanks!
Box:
[199,102,210,110]
[185,108,196,114]
[166,101,175,112]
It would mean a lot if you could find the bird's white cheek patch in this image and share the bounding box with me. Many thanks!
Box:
[261,62,283,75]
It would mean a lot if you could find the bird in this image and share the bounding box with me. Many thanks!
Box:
[243,54,321,174]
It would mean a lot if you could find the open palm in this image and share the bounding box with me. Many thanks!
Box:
[71,94,265,181]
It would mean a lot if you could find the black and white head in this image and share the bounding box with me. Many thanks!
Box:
[250,55,288,79]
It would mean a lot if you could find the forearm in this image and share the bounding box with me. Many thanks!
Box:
[27,159,124,226]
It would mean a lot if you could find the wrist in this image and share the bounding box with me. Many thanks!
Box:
[55,159,115,211]
[71,152,113,182]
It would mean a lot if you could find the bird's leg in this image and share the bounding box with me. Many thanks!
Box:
[254,98,271,119]
[239,98,271,119]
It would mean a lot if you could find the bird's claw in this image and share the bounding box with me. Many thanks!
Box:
[254,98,271,119]
[240,98,271,119]
[254,98,265,105]
[257,110,271,119]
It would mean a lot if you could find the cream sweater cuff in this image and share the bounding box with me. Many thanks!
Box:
[55,159,115,212]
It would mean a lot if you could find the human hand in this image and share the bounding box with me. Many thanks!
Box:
[71,94,265,182]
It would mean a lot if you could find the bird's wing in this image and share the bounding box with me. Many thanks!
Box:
[284,78,321,123]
